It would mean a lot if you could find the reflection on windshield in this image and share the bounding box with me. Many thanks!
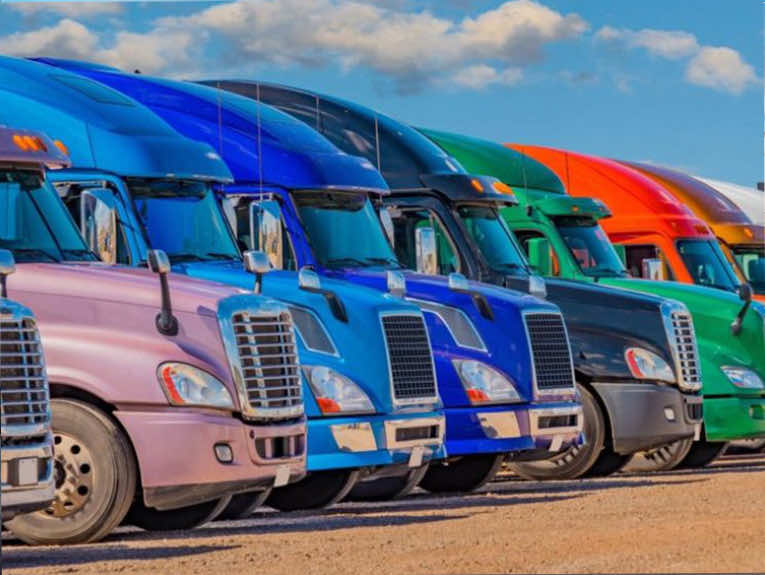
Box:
[293,191,400,269]
[457,204,528,275]
[556,219,628,277]
[130,179,240,264]
[731,246,765,294]
[0,170,95,263]
[677,239,739,292]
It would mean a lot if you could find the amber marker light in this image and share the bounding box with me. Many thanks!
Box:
[471,178,484,193]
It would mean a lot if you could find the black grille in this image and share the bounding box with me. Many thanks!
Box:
[381,314,437,402]
[524,313,575,392]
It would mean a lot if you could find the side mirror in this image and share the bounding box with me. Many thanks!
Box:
[415,227,438,275]
[641,258,665,281]
[243,250,271,295]
[527,238,552,277]
[81,188,118,265]
[379,207,395,248]
[731,283,754,336]
[612,243,627,267]
[0,249,16,298]
[147,249,178,336]
[250,200,284,270]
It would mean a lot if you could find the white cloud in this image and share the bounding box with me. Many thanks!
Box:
[685,46,758,94]
[0,18,99,59]
[596,26,699,60]
[96,29,199,75]
[451,64,523,89]
[10,2,123,17]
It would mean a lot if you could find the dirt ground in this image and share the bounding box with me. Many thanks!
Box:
[3,455,765,575]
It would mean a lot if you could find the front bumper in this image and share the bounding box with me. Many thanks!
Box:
[590,382,702,454]
[443,401,583,457]
[703,395,765,442]
[115,409,306,510]
[1,439,55,520]
[305,412,445,472]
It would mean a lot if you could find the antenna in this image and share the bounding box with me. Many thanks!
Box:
[256,83,264,195]
[374,115,382,172]
[216,81,223,157]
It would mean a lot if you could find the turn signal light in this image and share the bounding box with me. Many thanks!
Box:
[471,178,484,193]
[53,139,70,156]
[465,388,490,403]
[12,134,47,152]
[316,397,341,413]
[492,180,514,195]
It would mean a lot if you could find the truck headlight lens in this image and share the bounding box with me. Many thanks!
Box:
[721,366,765,390]
[158,363,235,409]
[453,359,521,404]
[304,366,375,415]
[625,348,675,384]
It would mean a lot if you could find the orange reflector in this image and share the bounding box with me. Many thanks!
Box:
[492,180,514,195]
[572,205,580,213]
[53,139,69,156]
[471,178,484,193]
[12,134,46,152]
[745,228,754,239]
[466,388,490,403]
[159,365,186,405]
[316,397,341,414]
[12,134,29,151]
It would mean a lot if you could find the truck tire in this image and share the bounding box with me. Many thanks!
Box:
[6,399,137,545]
[419,454,505,493]
[217,489,272,521]
[346,464,429,502]
[508,384,612,480]
[126,496,231,531]
[625,438,694,472]
[676,440,727,469]
[265,469,360,511]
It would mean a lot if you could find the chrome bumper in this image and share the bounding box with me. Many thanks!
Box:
[528,406,584,436]
[1,440,55,519]
[331,416,445,453]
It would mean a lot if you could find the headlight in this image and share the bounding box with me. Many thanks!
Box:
[721,366,765,390]
[304,366,375,415]
[625,348,675,384]
[452,359,522,404]
[158,363,235,409]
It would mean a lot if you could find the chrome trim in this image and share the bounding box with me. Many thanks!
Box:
[528,406,584,436]
[330,422,377,452]
[521,309,577,399]
[477,411,522,439]
[218,294,304,421]
[379,310,440,408]
[383,415,445,449]
[660,301,703,392]
[406,297,488,352]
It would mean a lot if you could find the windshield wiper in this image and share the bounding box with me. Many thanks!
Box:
[61,249,97,261]
[11,248,61,263]
[167,253,210,263]
[589,268,627,277]
[362,257,401,268]
[325,257,369,268]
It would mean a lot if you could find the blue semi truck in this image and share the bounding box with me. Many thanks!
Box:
[0,56,447,516]
[51,62,588,493]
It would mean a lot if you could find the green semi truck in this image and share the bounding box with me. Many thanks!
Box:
[423,130,765,469]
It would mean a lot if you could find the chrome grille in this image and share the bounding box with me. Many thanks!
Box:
[231,310,303,420]
[381,314,438,403]
[1,316,50,440]
[668,311,702,392]
[524,312,575,393]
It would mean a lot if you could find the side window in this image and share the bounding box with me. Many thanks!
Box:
[231,198,297,271]
[513,229,561,277]
[624,244,674,281]
[390,208,459,275]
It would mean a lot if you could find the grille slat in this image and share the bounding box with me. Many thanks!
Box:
[1,317,50,434]
[381,314,437,402]
[668,311,702,391]
[230,310,303,419]
[524,313,575,393]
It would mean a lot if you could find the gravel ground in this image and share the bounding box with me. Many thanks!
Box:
[3,455,765,575]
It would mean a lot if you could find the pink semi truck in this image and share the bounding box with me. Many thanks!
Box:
[0,128,307,544]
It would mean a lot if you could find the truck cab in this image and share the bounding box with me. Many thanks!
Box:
[111,77,589,493]
[623,162,765,301]
[0,125,307,544]
[430,134,765,468]
[28,58,446,509]
[0,138,55,522]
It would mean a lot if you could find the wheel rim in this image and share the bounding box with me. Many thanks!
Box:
[644,441,683,465]
[44,432,96,518]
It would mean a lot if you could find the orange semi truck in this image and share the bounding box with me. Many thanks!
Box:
[509,145,748,300]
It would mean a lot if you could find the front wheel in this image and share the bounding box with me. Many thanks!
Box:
[217,489,272,521]
[625,437,694,473]
[419,454,505,493]
[265,469,360,511]
[126,497,231,531]
[346,465,429,502]
[676,440,727,469]
[7,399,137,545]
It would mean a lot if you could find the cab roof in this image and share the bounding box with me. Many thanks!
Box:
[0,56,231,182]
[0,127,70,169]
[37,59,388,194]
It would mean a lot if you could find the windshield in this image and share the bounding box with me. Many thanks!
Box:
[677,239,740,292]
[293,191,400,269]
[731,245,765,294]
[129,179,240,264]
[556,218,629,277]
[457,204,529,274]
[0,169,95,263]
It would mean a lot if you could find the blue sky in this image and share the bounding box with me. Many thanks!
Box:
[0,0,761,184]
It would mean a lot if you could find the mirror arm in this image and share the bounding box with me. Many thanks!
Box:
[0,275,7,299]
[730,299,751,336]
[156,271,179,336]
